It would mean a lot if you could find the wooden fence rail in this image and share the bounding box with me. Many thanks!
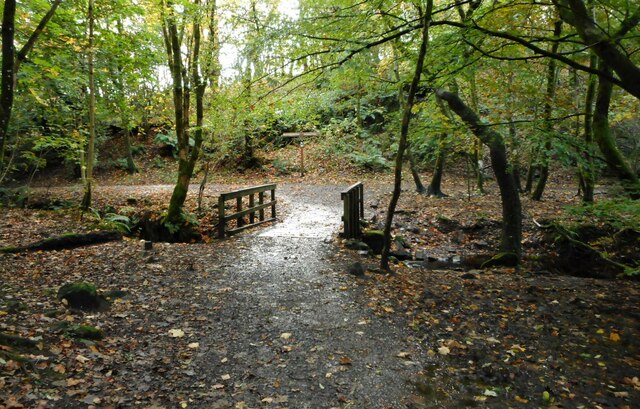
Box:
[218,184,277,238]
[341,182,364,238]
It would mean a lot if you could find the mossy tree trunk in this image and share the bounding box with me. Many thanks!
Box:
[0,0,61,174]
[381,0,433,271]
[580,54,598,202]
[81,0,96,211]
[592,64,637,185]
[426,141,446,197]
[532,20,562,201]
[436,89,522,259]
[162,0,216,224]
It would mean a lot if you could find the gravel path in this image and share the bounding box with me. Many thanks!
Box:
[187,183,426,408]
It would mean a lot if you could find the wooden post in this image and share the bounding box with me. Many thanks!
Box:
[259,191,265,221]
[358,183,364,220]
[341,182,363,238]
[300,140,305,177]
[271,188,276,219]
[218,195,226,238]
[236,197,244,227]
[342,191,351,237]
[249,193,255,224]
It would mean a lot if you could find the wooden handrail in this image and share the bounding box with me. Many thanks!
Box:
[218,184,277,238]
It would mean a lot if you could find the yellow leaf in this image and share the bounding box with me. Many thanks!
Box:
[609,332,621,342]
[438,346,450,356]
[168,329,185,338]
[515,395,529,403]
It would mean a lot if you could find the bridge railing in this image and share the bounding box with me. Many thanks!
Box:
[218,184,277,238]
[341,182,364,238]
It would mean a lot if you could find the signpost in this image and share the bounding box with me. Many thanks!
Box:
[282,131,319,176]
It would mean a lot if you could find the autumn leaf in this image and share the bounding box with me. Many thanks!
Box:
[609,332,621,342]
[168,329,185,338]
[438,346,450,356]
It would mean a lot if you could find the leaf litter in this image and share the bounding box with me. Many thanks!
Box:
[0,172,639,408]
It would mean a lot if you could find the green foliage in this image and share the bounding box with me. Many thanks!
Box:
[155,132,195,156]
[349,145,389,171]
[272,158,292,175]
[566,198,640,231]
[102,213,133,233]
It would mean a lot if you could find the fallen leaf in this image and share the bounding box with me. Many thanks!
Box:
[438,346,450,356]
[339,356,352,365]
[76,355,90,363]
[515,395,529,403]
[609,332,621,342]
[221,374,231,380]
[280,332,292,340]
[187,342,200,349]
[169,329,185,338]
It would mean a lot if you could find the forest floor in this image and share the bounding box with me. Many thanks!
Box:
[1,170,639,408]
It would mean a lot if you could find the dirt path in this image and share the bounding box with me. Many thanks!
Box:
[185,184,425,408]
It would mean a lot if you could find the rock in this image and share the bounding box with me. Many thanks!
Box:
[348,262,365,277]
[390,248,412,261]
[69,324,104,340]
[415,250,428,261]
[460,272,477,280]
[57,282,107,311]
[394,235,411,249]
[362,230,384,254]
[345,240,369,251]
[435,216,460,233]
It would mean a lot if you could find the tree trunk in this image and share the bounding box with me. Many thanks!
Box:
[162,0,190,223]
[0,0,61,171]
[436,89,522,259]
[592,64,638,184]
[81,0,96,210]
[408,150,427,194]
[426,141,446,197]
[581,54,597,202]
[123,125,137,174]
[164,0,213,223]
[532,20,562,201]
[381,0,433,271]
[468,73,485,193]
[115,19,137,175]
[555,0,640,100]
[0,0,16,170]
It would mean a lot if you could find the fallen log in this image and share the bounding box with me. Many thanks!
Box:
[1,231,122,253]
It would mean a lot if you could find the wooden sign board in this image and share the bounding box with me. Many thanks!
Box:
[282,131,320,138]
[281,132,320,176]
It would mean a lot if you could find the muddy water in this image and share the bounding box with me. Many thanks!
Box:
[191,183,425,408]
